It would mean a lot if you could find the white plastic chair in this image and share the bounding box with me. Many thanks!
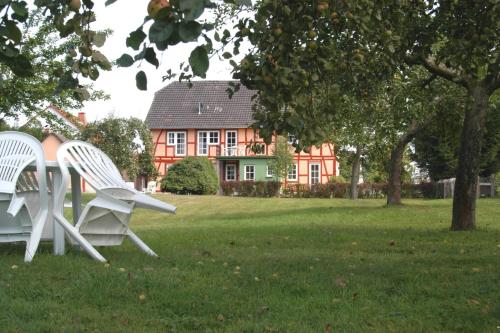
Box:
[146,181,157,194]
[0,131,48,262]
[54,140,176,262]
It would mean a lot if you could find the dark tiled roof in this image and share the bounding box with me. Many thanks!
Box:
[145,80,257,129]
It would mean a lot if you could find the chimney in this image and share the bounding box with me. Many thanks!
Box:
[78,112,87,126]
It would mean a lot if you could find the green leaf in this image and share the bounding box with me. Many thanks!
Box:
[75,87,91,101]
[189,45,209,77]
[134,48,146,61]
[93,32,106,47]
[222,52,232,59]
[8,54,33,76]
[126,29,146,50]
[92,51,112,70]
[178,21,202,42]
[1,21,22,43]
[235,0,252,6]
[11,1,28,17]
[105,0,117,5]
[0,44,19,58]
[79,45,92,57]
[89,68,99,80]
[56,71,79,93]
[149,21,173,44]
[82,0,94,9]
[136,71,147,90]
[91,50,107,62]
[180,0,205,21]
[116,53,135,67]
[144,47,159,68]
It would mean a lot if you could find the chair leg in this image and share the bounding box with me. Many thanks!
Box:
[53,213,107,262]
[126,229,158,257]
[24,218,45,262]
[24,238,39,262]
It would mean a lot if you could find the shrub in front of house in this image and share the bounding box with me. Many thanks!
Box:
[283,182,440,199]
[264,181,281,197]
[161,157,218,194]
[220,181,238,196]
[283,183,350,198]
[329,175,347,183]
[357,183,387,198]
[220,181,281,197]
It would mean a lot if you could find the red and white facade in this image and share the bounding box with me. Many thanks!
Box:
[150,127,338,185]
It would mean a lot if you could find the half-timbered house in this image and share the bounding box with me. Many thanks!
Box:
[145,81,338,185]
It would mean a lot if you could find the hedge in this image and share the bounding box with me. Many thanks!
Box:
[220,181,281,197]
[283,182,441,199]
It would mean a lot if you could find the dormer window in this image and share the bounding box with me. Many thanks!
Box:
[287,134,297,145]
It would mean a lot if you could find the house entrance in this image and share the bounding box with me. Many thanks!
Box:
[222,161,239,181]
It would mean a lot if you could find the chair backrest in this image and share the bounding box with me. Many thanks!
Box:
[56,141,129,191]
[0,132,46,193]
[0,131,48,215]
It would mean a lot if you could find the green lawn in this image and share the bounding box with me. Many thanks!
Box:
[0,196,499,332]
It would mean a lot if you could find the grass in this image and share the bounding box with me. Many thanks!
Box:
[0,195,499,332]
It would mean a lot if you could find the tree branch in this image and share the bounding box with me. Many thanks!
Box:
[405,55,468,89]
[399,110,437,147]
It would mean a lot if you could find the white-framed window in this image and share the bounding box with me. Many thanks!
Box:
[209,131,219,144]
[226,130,237,156]
[167,132,176,145]
[244,165,255,181]
[287,134,296,144]
[198,131,208,155]
[176,132,186,156]
[266,165,273,177]
[309,163,320,184]
[198,131,219,155]
[167,132,186,156]
[287,163,298,181]
[225,164,236,181]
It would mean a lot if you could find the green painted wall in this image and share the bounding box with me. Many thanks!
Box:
[239,158,277,181]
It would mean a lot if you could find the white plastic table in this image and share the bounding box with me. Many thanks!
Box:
[29,161,82,255]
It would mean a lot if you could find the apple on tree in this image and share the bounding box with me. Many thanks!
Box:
[147,0,170,19]
[68,0,81,11]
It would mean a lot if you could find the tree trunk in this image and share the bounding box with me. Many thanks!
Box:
[451,84,489,231]
[350,147,362,200]
[386,114,436,206]
[491,174,496,198]
[387,141,406,206]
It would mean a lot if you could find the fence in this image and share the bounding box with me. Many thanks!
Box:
[435,177,497,199]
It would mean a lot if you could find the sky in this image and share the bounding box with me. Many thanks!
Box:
[80,1,235,122]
